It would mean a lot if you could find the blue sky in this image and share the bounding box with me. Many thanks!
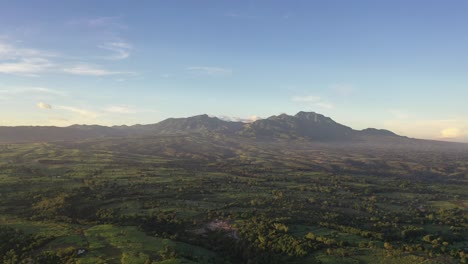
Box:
[0,0,467,142]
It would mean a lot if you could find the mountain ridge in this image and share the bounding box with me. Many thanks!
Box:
[0,111,459,144]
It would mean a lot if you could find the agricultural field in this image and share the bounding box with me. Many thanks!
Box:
[0,134,467,263]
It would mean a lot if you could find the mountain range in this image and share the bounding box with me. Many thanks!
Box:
[0,111,409,143]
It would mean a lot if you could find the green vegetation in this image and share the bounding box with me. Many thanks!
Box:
[0,134,466,263]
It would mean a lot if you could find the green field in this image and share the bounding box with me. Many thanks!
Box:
[0,135,466,263]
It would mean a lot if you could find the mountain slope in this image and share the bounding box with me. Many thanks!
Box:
[240,111,355,140]
[150,114,243,134]
[360,128,399,137]
[0,111,438,145]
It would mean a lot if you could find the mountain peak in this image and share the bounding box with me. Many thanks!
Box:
[295,111,317,119]
[295,111,316,117]
[0,111,405,143]
[194,114,210,118]
[241,111,354,140]
[294,111,335,123]
[189,114,216,121]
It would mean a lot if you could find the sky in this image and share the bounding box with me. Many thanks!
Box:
[0,0,467,142]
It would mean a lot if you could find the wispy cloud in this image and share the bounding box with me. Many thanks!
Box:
[0,42,56,60]
[103,105,137,114]
[0,86,67,100]
[218,115,261,123]
[0,41,58,76]
[0,40,135,77]
[291,96,322,103]
[98,41,132,60]
[56,105,98,118]
[88,16,122,27]
[68,16,127,29]
[27,87,67,96]
[64,64,135,76]
[291,95,334,109]
[34,101,98,119]
[67,17,132,61]
[37,102,52,109]
[35,102,157,122]
[187,66,232,76]
[0,58,55,76]
[103,105,158,115]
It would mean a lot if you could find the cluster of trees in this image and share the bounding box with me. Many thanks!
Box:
[0,226,74,264]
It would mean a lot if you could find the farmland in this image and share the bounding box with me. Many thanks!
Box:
[0,134,467,263]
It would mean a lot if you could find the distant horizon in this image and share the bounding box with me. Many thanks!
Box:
[1,1,467,142]
[1,110,467,144]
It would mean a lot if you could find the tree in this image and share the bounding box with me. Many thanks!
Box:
[384,242,393,250]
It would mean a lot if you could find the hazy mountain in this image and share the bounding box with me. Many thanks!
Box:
[360,128,399,137]
[240,111,355,140]
[149,114,244,134]
[0,111,450,145]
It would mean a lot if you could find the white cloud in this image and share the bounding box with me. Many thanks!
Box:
[99,41,132,60]
[218,115,261,123]
[26,87,67,96]
[291,95,334,109]
[0,58,55,76]
[103,106,137,114]
[0,41,57,76]
[440,128,462,139]
[291,96,321,103]
[383,118,467,142]
[0,87,67,101]
[87,16,121,27]
[68,16,127,29]
[0,39,135,77]
[37,102,52,109]
[0,42,56,60]
[56,105,98,118]
[187,66,232,76]
[64,64,134,76]
[103,105,158,115]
